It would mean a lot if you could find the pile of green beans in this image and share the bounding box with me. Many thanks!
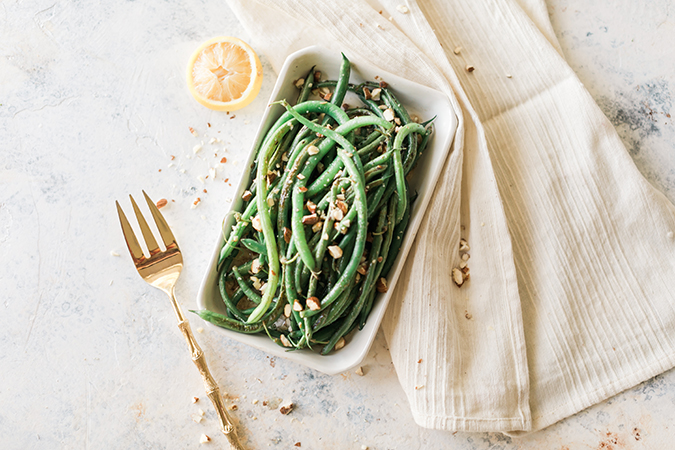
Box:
[192,54,433,354]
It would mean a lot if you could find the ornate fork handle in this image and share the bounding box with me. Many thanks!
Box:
[175,297,245,449]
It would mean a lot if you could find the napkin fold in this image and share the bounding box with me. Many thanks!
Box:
[226,0,675,434]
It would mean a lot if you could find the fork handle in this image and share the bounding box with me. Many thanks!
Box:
[178,319,245,450]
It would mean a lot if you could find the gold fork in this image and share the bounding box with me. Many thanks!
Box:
[116,191,244,450]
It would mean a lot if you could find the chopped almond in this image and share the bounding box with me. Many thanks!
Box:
[452,268,464,286]
[306,297,321,311]
[376,277,388,293]
[252,215,262,232]
[156,198,168,209]
[302,214,319,225]
[328,245,343,259]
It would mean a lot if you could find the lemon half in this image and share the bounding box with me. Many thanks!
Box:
[186,36,263,111]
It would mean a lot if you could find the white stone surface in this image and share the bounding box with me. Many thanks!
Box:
[0,1,672,448]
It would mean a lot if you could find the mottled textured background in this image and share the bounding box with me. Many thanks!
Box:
[0,0,673,449]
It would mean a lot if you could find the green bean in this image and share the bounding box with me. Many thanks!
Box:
[232,266,262,305]
[331,53,351,107]
[391,123,426,223]
[218,267,248,322]
[247,122,292,323]
[296,65,316,105]
[190,287,286,334]
[381,190,416,277]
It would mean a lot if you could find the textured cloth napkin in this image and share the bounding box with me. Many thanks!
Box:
[226,0,675,435]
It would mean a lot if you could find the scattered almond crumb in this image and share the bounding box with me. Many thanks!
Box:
[241,190,252,201]
[199,434,210,444]
[462,253,470,261]
[465,65,475,73]
[198,408,205,416]
[156,198,168,209]
[197,175,205,184]
[465,311,472,320]
[383,108,395,122]
[481,222,485,226]
[506,74,512,78]
[453,46,462,55]
[193,144,202,153]
[355,366,364,376]
[191,197,201,209]
[279,401,294,415]
[418,359,423,363]
[220,157,227,163]
[335,337,346,350]
[192,397,199,403]
[452,268,464,287]
[362,446,369,450]
[252,399,259,405]
[668,231,674,239]
[196,327,204,333]
[191,414,203,423]
[110,250,120,257]
[415,385,425,390]
[396,4,409,13]
[229,404,238,411]
[293,299,303,312]
[295,443,302,447]
[189,127,198,137]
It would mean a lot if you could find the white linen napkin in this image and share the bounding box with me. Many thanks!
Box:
[225,0,675,434]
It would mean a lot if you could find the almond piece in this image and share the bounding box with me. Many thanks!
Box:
[279,401,294,415]
[452,268,464,286]
[302,214,319,225]
[376,277,388,293]
[241,190,253,201]
[293,300,303,312]
[283,227,292,244]
[336,200,348,214]
[334,337,346,350]
[328,245,343,259]
[332,208,344,221]
[306,296,321,311]
[252,215,262,232]
[279,334,292,348]
[156,198,168,209]
[306,200,317,214]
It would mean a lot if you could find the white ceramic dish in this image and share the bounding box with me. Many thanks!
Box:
[197,45,457,375]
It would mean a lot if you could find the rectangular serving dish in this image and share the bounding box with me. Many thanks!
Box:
[197,45,457,375]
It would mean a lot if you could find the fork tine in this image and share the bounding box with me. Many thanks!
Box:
[142,190,177,248]
[129,194,160,254]
[116,201,145,261]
